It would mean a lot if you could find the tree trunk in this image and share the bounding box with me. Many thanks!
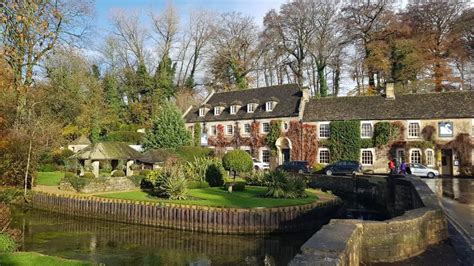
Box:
[24,139,33,197]
[317,64,328,97]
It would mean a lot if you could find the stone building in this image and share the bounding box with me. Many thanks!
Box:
[67,135,92,153]
[184,83,474,176]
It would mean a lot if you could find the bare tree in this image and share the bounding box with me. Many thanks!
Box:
[150,2,179,60]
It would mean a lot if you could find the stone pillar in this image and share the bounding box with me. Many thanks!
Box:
[126,160,134,176]
[91,161,100,178]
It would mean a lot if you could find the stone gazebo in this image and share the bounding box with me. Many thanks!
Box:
[72,142,142,177]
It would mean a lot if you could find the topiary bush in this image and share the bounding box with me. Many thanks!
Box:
[205,164,225,187]
[83,172,96,179]
[264,170,307,199]
[112,170,125,177]
[222,150,253,180]
[187,181,210,189]
[224,181,245,191]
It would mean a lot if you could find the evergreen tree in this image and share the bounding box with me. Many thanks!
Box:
[143,101,191,149]
[154,56,176,100]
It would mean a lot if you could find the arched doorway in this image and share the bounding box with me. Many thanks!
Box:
[276,137,292,165]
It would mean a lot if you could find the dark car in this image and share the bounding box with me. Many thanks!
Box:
[323,161,362,176]
[277,161,312,174]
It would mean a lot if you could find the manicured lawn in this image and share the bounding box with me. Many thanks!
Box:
[36,171,65,186]
[96,186,319,208]
[0,252,91,266]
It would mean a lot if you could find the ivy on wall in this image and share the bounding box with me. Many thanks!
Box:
[193,123,201,146]
[444,133,473,176]
[208,124,230,154]
[284,121,317,165]
[373,122,402,147]
[285,121,302,162]
[266,120,282,151]
[326,121,361,162]
[249,121,265,157]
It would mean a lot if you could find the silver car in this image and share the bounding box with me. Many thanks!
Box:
[408,163,439,178]
[253,158,270,171]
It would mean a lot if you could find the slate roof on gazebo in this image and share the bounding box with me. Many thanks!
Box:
[72,142,142,160]
[69,135,92,145]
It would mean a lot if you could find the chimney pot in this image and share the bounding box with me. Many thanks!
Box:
[385,82,395,100]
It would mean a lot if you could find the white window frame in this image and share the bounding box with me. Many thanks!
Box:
[407,120,421,138]
[319,122,330,139]
[247,103,255,113]
[265,101,273,112]
[425,149,435,167]
[199,108,205,117]
[243,123,251,134]
[230,105,237,115]
[210,125,217,136]
[409,148,422,164]
[283,122,289,132]
[261,149,271,163]
[318,148,330,164]
[214,106,221,116]
[262,122,270,133]
[226,124,234,135]
[360,121,374,139]
[396,148,405,164]
[360,148,375,166]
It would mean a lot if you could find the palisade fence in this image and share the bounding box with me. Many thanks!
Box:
[31,192,342,234]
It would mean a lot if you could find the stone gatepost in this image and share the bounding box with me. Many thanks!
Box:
[91,161,100,178]
[126,160,134,176]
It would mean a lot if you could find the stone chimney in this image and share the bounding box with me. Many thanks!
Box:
[385,81,395,100]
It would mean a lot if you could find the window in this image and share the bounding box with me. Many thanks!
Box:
[262,149,270,163]
[408,121,421,138]
[199,108,205,117]
[247,103,255,113]
[226,125,233,135]
[283,122,289,131]
[410,149,422,164]
[210,125,217,136]
[262,122,270,133]
[361,122,373,138]
[243,123,251,134]
[230,105,237,115]
[396,149,405,164]
[319,123,330,138]
[425,149,435,166]
[214,107,221,116]
[266,101,273,112]
[319,149,330,164]
[361,149,374,165]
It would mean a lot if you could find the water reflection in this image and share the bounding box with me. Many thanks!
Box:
[424,177,474,205]
[10,208,320,266]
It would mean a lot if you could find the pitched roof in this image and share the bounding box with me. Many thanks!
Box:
[185,84,303,123]
[138,149,174,164]
[303,90,474,122]
[69,135,92,145]
[73,142,142,160]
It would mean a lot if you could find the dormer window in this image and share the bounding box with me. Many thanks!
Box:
[247,103,255,113]
[199,108,205,117]
[266,101,273,112]
[230,105,237,115]
[214,106,221,116]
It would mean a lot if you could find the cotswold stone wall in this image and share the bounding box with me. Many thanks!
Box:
[30,192,342,234]
[291,175,448,265]
[60,177,136,193]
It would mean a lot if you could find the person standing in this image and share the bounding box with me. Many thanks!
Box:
[388,159,396,174]
[400,162,407,175]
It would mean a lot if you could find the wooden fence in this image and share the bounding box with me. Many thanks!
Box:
[30,192,342,234]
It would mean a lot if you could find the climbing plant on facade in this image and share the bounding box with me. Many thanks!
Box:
[266,120,282,151]
[193,123,201,147]
[249,121,265,157]
[373,122,402,147]
[326,121,361,162]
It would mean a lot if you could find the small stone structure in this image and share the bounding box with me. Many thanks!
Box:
[59,177,137,193]
[290,175,448,265]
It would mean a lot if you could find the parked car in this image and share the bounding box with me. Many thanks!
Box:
[323,161,362,176]
[408,163,439,178]
[253,158,270,171]
[277,161,312,174]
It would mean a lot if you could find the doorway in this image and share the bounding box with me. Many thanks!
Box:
[276,137,292,165]
[282,149,291,163]
[441,149,453,176]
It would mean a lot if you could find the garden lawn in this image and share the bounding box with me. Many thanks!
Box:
[0,252,91,266]
[36,171,65,186]
[96,186,319,208]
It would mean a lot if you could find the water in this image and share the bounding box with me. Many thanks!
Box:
[10,207,318,266]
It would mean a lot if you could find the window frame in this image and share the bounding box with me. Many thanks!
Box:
[262,122,270,133]
[199,108,205,117]
[425,149,435,167]
[360,121,374,139]
[261,149,271,163]
[214,106,221,116]
[318,148,330,164]
[319,122,331,139]
[409,148,422,164]
[360,148,375,166]
[407,120,421,138]
[243,123,251,134]
[210,125,217,136]
[230,105,237,115]
[226,124,234,135]
[247,103,255,113]
[265,101,273,112]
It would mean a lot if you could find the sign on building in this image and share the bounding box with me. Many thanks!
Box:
[200,133,208,147]
[438,122,453,137]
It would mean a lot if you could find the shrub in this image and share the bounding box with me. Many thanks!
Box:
[0,188,23,204]
[142,169,162,189]
[153,166,188,200]
[140,169,152,176]
[63,175,88,192]
[128,175,144,187]
[112,170,125,177]
[312,163,325,173]
[64,172,78,179]
[0,233,17,252]
[224,181,245,191]
[222,150,253,179]
[175,146,213,162]
[184,157,222,182]
[83,172,96,179]
[38,163,56,172]
[105,130,145,143]
[264,170,307,199]
[187,181,210,189]
[244,171,266,186]
[52,149,75,165]
[205,164,225,187]
[100,161,113,173]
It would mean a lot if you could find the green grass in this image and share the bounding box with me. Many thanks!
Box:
[36,171,65,186]
[0,252,91,266]
[96,186,319,208]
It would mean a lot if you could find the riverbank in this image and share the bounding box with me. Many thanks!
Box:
[0,252,91,266]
